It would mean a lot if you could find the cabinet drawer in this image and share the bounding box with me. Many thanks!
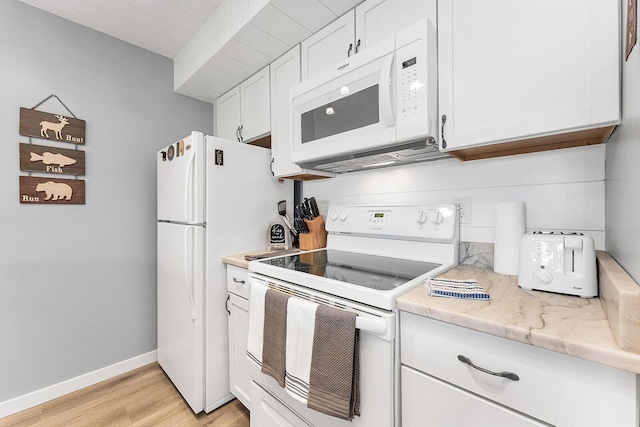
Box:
[400,312,638,427]
[401,366,545,427]
[250,381,309,426]
[226,265,250,299]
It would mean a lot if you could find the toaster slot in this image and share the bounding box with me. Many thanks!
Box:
[563,236,584,276]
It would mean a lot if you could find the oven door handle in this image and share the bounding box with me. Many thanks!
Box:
[356,316,386,334]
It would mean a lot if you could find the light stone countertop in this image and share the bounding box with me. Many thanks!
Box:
[222,249,302,270]
[397,255,640,374]
[222,251,262,269]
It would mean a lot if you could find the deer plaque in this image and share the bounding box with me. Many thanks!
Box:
[19,107,86,144]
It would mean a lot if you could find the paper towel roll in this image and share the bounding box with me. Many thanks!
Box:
[494,202,526,275]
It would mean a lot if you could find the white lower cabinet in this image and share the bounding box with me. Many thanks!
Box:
[400,312,639,427]
[402,366,545,427]
[226,265,251,409]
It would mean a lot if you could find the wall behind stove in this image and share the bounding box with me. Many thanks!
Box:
[303,144,606,250]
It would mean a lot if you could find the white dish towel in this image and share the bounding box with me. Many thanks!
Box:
[425,278,490,300]
[246,280,267,368]
[284,297,318,404]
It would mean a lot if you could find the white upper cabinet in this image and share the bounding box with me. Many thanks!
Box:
[240,66,271,142]
[438,0,620,161]
[216,87,241,142]
[216,66,271,144]
[301,10,356,81]
[301,0,434,80]
[269,46,334,180]
[354,0,436,51]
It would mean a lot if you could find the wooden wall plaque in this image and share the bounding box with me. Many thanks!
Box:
[19,143,85,175]
[19,107,86,144]
[20,176,85,204]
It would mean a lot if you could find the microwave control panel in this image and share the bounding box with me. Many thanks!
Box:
[395,19,436,141]
[399,53,422,122]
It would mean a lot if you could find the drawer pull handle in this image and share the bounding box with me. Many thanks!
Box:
[233,278,245,284]
[457,355,519,381]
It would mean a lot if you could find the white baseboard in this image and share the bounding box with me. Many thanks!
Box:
[0,350,157,419]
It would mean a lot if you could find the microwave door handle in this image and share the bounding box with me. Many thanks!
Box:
[379,53,395,126]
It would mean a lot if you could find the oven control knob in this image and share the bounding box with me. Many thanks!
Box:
[429,210,444,224]
[339,210,348,221]
[415,210,428,224]
[329,210,338,221]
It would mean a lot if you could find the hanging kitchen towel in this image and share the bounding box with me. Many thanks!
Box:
[284,297,318,404]
[425,278,490,300]
[307,304,360,421]
[261,288,290,387]
[247,280,267,368]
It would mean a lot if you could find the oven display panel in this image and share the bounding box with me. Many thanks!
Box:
[368,210,391,224]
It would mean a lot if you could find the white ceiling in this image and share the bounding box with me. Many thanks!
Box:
[17,0,361,103]
[17,0,223,59]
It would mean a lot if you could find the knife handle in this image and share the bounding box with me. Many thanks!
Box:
[309,197,320,217]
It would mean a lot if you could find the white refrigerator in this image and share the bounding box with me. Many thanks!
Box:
[157,131,293,413]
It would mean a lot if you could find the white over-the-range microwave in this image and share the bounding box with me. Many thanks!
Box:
[290,19,448,174]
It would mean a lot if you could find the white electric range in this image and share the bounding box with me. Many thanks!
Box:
[248,204,459,427]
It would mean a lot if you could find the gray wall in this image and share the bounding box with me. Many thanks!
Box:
[605,0,640,283]
[0,1,213,402]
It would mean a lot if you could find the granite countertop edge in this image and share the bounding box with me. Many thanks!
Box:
[397,257,640,375]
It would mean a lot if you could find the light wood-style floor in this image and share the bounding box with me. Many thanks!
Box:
[0,363,250,427]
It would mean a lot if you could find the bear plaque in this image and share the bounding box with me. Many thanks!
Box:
[19,176,85,204]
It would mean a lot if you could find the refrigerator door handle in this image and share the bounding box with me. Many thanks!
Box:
[185,153,195,222]
[184,226,196,320]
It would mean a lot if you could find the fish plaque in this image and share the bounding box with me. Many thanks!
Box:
[19,176,85,204]
[19,107,86,145]
[19,143,85,175]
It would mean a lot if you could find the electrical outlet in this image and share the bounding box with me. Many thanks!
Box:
[454,197,471,224]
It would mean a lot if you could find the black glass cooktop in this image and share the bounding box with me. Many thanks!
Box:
[258,249,441,291]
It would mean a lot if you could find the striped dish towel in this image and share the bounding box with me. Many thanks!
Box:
[425,278,490,300]
[246,280,267,369]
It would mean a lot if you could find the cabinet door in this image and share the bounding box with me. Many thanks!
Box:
[240,66,271,142]
[270,46,303,178]
[355,0,435,51]
[402,366,546,427]
[301,10,355,81]
[438,0,619,153]
[227,293,251,409]
[216,87,241,142]
[270,45,334,179]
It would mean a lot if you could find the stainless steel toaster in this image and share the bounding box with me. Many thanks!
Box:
[518,232,597,298]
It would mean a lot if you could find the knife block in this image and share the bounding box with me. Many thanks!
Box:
[299,216,328,250]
